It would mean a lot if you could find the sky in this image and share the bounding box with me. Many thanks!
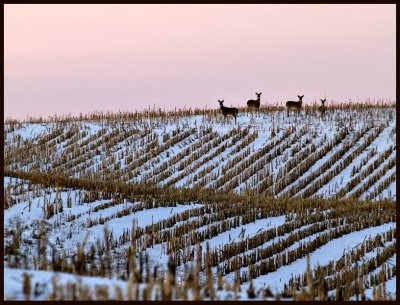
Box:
[4,4,396,120]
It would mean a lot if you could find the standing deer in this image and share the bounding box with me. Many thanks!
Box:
[319,98,326,116]
[247,92,262,116]
[286,95,304,114]
[218,100,238,123]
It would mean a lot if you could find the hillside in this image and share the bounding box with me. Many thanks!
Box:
[3,105,397,300]
[3,172,396,300]
[4,106,396,200]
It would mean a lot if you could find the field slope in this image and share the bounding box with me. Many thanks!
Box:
[5,106,396,200]
[3,106,396,300]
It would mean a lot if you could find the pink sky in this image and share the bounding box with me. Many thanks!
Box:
[4,4,396,120]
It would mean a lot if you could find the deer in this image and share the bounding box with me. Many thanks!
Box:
[319,98,326,115]
[218,100,238,123]
[247,92,262,116]
[286,95,304,114]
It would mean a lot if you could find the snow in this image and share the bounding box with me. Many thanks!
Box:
[197,216,286,254]
[4,107,396,300]
[9,123,50,140]
[4,267,127,300]
[362,276,396,300]
[239,222,396,294]
[5,109,395,200]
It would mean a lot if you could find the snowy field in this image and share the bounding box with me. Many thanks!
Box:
[5,107,396,200]
[4,107,396,300]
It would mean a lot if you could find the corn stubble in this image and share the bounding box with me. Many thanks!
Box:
[4,102,396,300]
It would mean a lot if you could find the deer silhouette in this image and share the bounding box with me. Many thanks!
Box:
[286,95,304,114]
[218,100,238,123]
[319,98,326,115]
[247,92,262,116]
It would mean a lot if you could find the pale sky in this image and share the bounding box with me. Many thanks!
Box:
[4,4,396,120]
